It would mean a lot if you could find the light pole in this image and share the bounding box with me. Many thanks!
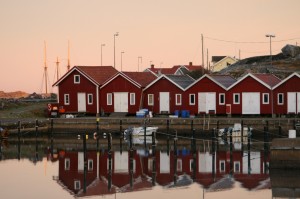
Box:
[101,44,105,66]
[121,51,124,71]
[265,34,275,66]
[114,32,119,68]
[138,56,142,72]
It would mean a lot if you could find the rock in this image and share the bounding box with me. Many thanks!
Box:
[281,44,300,57]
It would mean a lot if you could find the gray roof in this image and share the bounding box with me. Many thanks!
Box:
[209,75,237,88]
[166,74,195,89]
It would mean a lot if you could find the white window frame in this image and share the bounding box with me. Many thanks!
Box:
[175,94,182,105]
[148,94,154,106]
[74,180,81,190]
[64,158,70,170]
[74,75,80,84]
[278,93,284,105]
[262,93,269,104]
[130,93,135,105]
[88,159,93,171]
[219,93,225,105]
[107,93,112,105]
[234,161,240,173]
[64,94,70,105]
[87,94,93,105]
[189,94,195,105]
[220,160,226,172]
[233,93,240,104]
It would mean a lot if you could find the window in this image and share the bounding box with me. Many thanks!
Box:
[278,93,284,105]
[107,93,112,105]
[233,93,240,104]
[175,94,182,105]
[234,161,240,173]
[74,180,81,190]
[130,93,135,105]
[88,94,93,105]
[262,93,269,104]
[148,94,154,106]
[88,159,93,171]
[177,159,182,172]
[64,94,70,105]
[219,93,225,105]
[189,94,195,105]
[74,75,80,84]
[220,160,226,172]
[65,158,70,170]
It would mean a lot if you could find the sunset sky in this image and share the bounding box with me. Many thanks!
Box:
[1,0,300,93]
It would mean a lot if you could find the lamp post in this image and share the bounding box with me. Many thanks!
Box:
[265,34,275,66]
[101,44,105,66]
[114,32,119,68]
[121,51,124,71]
[138,56,142,72]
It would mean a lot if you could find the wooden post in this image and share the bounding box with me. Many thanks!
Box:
[129,132,133,189]
[247,127,251,175]
[212,128,215,179]
[83,132,87,193]
[229,128,233,176]
[96,118,100,152]
[167,135,170,156]
[278,125,282,137]
[152,131,156,186]
[173,136,178,185]
[144,120,147,149]
[35,119,38,160]
[120,119,123,154]
[241,120,244,156]
[192,129,196,181]
[108,133,112,191]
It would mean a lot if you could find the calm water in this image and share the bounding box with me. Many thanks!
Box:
[0,131,299,199]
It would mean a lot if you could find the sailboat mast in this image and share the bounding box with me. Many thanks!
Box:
[44,41,48,94]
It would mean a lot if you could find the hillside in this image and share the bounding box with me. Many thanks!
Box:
[0,91,29,99]
[219,44,300,79]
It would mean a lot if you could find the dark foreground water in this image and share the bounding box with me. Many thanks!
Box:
[0,131,299,199]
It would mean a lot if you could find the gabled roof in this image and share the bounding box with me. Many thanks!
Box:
[253,73,281,87]
[227,73,278,90]
[53,66,118,87]
[144,74,195,91]
[185,74,236,91]
[272,72,300,90]
[145,63,203,76]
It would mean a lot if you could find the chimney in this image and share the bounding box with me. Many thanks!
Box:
[189,62,192,66]
[151,64,154,69]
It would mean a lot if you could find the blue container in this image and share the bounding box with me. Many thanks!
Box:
[174,110,180,116]
[181,110,190,118]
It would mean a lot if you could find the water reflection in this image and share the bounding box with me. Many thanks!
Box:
[1,131,298,198]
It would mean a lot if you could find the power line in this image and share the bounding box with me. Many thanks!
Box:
[204,36,300,44]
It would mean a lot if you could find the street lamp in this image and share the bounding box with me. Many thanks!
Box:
[121,51,125,71]
[101,44,105,66]
[138,56,142,72]
[265,34,275,66]
[114,32,119,68]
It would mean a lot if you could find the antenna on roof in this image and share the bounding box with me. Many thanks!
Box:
[67,40,70,71]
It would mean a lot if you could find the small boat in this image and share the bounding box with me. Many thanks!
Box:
[218,123,252,137]
[124,126,158,136]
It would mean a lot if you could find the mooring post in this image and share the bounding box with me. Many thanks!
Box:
[83,132,87,193]
[212,128,216,179]
[229,128,233,176]
[173,135,178,185]
[96,118,100,152]
[152,131,156,186]
[167,119,170,135]
[108,133,112,191]
[129,132,133,189]
[264,121,269,174]
[241,120,244,156]
[278,125,282,137]
[144,119,147,149]
[120,119,123,154]
[167,135,170,156]
[192,129,196,181]
[247,127,251,175]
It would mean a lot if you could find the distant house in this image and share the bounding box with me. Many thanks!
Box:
[144,62,203,76]
[53,66,118,115]
[211,56,238,72]
[143,74,195,114]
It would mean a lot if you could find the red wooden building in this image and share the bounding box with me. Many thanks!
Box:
[226,73,281,115]
[184,74,237,115]
[100,71,156,114]
[142,74,195,114]
[272,72,300,115]
[53,66,118,115]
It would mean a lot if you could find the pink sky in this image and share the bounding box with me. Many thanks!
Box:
[1,0,300,93]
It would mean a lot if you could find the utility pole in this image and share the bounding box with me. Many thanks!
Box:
[43,41,48,94]
[207,48,209,72]
[201,34,204,75]
[67,40,70,71]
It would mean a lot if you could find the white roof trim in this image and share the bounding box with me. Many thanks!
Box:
[100,72,142,89]
[143,74,186,92]
[212,56,238,67]
[272,72,300,90]
[227,73,271,90]
[184,74,227,91]
[143,68,159,77]
[52,66,98,87]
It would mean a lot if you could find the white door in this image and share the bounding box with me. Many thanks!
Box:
[77,93,86,112]
[288,92,296,113]
[198,92,216,114]
[297,93,300,113]
[159,92,170,113]
[114,92,128,112]
[160,151,170,173]
[114,151,128,173]
[242,92,260,114]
